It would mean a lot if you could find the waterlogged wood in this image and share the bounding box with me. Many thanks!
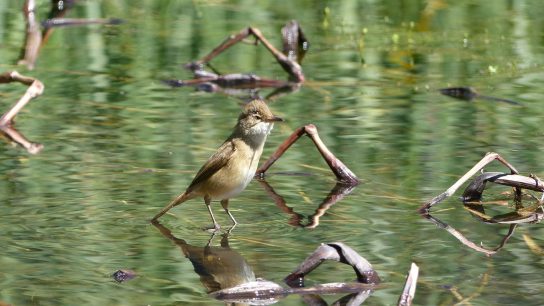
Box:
[41,18,123,29]
[440,87,522,106]
[210,280,376,303]
[398,263,419,306]
[166,21,307,100]
[0,71,44,125]
[256,124,359,185]
[420,152,523,213]
[189,25,305,82]
[284,242,380,286]
[209,242,380,304]
[18,0,41,70]
[18,0,122,69]
[0,71,44,154]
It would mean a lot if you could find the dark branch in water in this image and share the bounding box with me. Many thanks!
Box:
[419,152,543,254]
[166,21,307,101]
[440,87,522,106]
[284,242,381,287]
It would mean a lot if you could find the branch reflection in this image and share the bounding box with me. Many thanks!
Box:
[258,179,357,228]
[421,212,517,256]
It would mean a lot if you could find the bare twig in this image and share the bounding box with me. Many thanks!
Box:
[18,0,41,70]
[0,71,44,125]
[256,124,359,185]
[398,263,419,306]
[0,71,44,154]
[190,26,304,82]
[419,152,521,213]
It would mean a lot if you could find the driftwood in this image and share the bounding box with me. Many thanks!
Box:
[165,20,307,100]
[419,152,544,214]
[0,71,44,154]
[256,124,359,185]
[419,152,543,255]
[398,263,419,306]
[440,87,522,106]
[212,242,380,305]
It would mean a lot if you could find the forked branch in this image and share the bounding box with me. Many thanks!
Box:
[419,152,522,213]
[256,124,359,185]
[0,71,44,154]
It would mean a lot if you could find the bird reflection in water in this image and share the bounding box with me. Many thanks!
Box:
[152,221,255,300]
[152,221,390,305]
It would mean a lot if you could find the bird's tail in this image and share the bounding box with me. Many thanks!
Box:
[151,192,193,222]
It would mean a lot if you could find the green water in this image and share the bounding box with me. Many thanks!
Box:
[1,1,544,305]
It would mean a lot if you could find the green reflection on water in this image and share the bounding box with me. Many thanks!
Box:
[1,0,544,305]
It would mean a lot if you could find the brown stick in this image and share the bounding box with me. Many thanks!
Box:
[0,71,44,125]
[419,152,519,213]
[256,124,359,185]
[191,26,304,82]
[0,71,44,154]
[18,0,41,70]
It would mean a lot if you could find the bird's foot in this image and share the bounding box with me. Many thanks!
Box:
[203,223,221,233]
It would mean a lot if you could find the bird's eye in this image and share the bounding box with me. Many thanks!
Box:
[254,114,262,120]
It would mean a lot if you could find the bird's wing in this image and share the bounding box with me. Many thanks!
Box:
[186,140,236,193]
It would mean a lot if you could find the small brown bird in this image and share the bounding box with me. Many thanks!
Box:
[151,99,283,230]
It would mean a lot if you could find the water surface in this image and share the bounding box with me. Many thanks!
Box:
[1,1,544,305]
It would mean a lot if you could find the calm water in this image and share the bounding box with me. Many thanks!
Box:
[1,1,544,305]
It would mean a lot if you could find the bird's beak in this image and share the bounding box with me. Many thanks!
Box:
[267,115,284,122]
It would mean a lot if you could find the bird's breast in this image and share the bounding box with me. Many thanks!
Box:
[206,141,263,200]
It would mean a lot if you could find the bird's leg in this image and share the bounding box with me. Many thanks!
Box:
[151,192,190,221]
[204,195,221,231]
[221,199,238,226]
